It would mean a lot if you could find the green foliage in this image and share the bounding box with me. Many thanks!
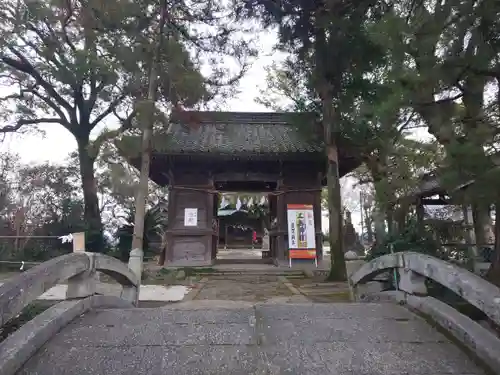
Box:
[365,216,473,266]
[0,150,138,261]
[1,0,253,253]
[365,220,440,261]
[256,59,317,112]
[0,302,49,343]
[115,201,168,261]
[174,267,216,277]
[241,0,393,282]
[0,156,88,261]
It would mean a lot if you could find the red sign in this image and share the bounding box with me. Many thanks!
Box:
[289,249,316,259]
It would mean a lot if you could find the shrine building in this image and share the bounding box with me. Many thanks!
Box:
[120,111,359,267]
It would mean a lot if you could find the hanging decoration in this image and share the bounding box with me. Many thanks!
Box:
[58,234,73,243]
[259,195,266,206]
[216,193,269,211]
[219,194,228,209]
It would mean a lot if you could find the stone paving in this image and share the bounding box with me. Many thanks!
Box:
[18,301,486,375]
[15,273,488,375]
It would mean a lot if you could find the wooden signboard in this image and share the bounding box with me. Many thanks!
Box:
[287,204,317,267]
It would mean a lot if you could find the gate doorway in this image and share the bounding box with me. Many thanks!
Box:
[213,191,274,265]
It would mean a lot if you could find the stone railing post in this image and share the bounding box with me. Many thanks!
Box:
[344,251,366,278]
[398,267,427,296]
[120,284,139,305]
[72,232,85,252]
[128,248,143,284]
[66,232,97,299]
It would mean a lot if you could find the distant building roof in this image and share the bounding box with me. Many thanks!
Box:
[407,172,443,198]
[402,162,500,202]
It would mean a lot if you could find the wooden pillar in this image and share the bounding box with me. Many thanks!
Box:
[163,170,215,267]
[160,185,175,265]
[224,224,228,250]
[275,179,288,265]
[209,186,218,260]
[268,193,277,259]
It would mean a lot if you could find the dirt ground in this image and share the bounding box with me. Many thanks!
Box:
[287,278,352,302]
[193,275,293,302]
[187,274,352,303]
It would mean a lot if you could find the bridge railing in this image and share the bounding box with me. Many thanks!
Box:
[349,251,500,372]
[0,251,139,328]
[0,242,140,375]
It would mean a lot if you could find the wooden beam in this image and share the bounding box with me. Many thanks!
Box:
[421,198,451,206]
[213,171,279,182]
[215,181,277,192]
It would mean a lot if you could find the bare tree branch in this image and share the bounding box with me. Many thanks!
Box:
[1,48,74,115]
[0,118,62,133]
[88,110,137,158]
[90,93,128,127]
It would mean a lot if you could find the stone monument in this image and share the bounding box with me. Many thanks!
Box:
[343,210,364,255]
[262,228,270,258]
[262,228,270,250]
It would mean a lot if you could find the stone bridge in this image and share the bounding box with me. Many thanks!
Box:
[1,250,500,375]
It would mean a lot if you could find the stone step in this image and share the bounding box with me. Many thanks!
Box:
[203,269,305,276]
[298,284,350,289]
[299,290,350,296]
[206,271,305,277]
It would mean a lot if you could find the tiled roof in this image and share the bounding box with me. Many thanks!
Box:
[408,173,443,197]
[152,111,323,155]
[405,153,500,199]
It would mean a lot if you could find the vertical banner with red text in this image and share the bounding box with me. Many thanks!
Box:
[287,204,316,260]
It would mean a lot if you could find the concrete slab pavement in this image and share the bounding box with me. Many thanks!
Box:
[18,302,487,375]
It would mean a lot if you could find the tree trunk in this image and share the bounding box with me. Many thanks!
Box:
[130,0,168,267]
[394,204,408,234]
[313,24,345,280]
[326,144,346,281]
[130,109,155,253]
[471,203,491,248]
[416,198,425,235]
[77,139,104,252]
[366,158,393,241]
[385,205,394,236]
[372,207,386,242]
[364,208,373,243]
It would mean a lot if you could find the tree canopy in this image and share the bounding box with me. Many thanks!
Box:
[0,0,255,251]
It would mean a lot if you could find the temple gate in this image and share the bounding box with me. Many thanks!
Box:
[121,111,359,266]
